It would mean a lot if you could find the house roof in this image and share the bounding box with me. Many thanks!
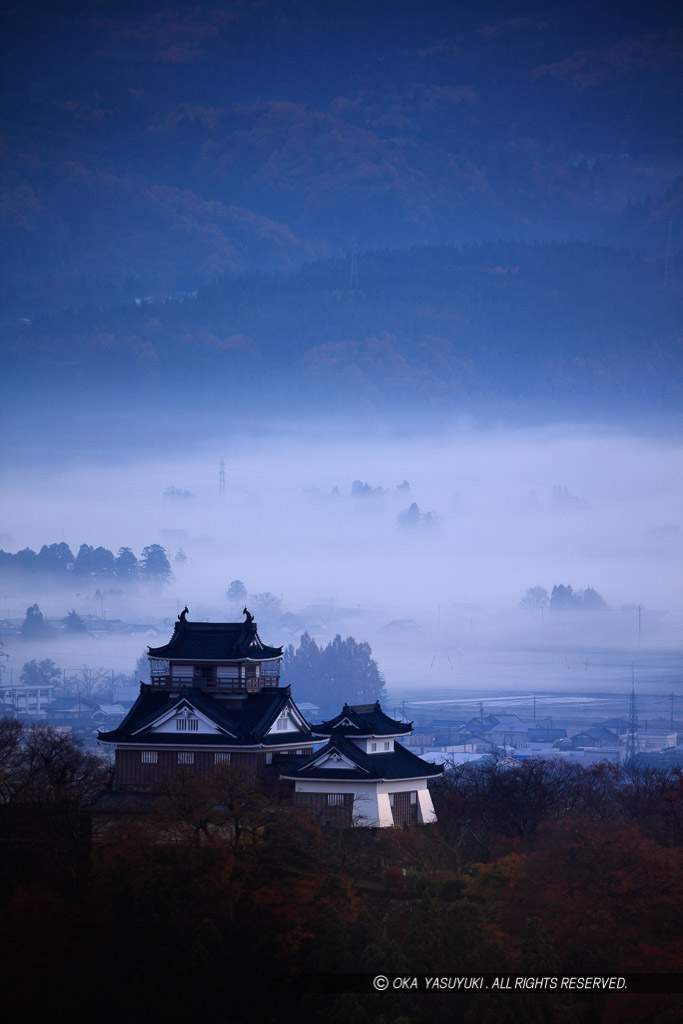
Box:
[97,684,312,747]
[488,715,532,732]
[46,696,100,711]
[314,702,412,738]
[527,726,567,740]
[278,735,442,782]
[147,608,282,662]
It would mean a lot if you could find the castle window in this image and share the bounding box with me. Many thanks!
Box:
[141,751,158,764]
[178,752,194,765]
[276,710,290,731]
[214,752,231,765]
[171,665,193,682]
[370,742,377,752]
[327,794,345,806]
[217,667,239,690]
[176,716,199,731]
[384,741,390,750]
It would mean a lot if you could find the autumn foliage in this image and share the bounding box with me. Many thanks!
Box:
[0,739,681,1022]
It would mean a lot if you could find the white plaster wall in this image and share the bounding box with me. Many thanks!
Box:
[417,787,437,824]
[294,777,437,827]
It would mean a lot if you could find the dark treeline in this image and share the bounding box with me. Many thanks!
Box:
[521,584,608,610]
[0,541,171,584]
[1,736,681,1021]
[281,633,386,714]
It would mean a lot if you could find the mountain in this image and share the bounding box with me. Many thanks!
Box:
[1,0,681,316]
[3,242,680,425]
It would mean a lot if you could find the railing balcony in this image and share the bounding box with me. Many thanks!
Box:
[149,674,280,692]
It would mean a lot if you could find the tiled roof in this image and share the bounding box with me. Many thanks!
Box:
[97,684,311,747]
[147,610,282,661]
[279,735,442,782]
[46,696,100,711]
[314,701,412,738]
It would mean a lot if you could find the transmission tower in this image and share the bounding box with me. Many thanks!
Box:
[219,458,226,495]
[349,237,359,290]
[625,664,639,763]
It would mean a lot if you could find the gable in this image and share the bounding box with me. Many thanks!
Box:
[265,700,309,737]
[308,747,369,773]
[136,701,229,737]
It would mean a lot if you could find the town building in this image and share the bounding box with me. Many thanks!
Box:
[96,609,440,827]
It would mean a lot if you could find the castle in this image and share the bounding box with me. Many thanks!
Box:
[97,608,440,827]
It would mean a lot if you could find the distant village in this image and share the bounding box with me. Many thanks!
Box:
[1,606,680,774]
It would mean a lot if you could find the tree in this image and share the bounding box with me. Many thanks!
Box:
[520,586,549,610]
[114,546,138,580]
[13,548,38,573]
[21,604,51,641]
[282,633,385,712]
[64,665,113,700]
[226,580,247,604]
[0,718,25,803]
[549,584,580,610]
[0,723,111,804]
[580,586,607,610]
[140,544,172,582]
[397,501,420,529]
[249,592,282,622]
[322,634,385,706]
[351,480,385,497]
[282,633,322,700]
[62,609,86,633]
[550,584,607,611]
[20,659,61,689]
[37,542,74,576]
[397,502,438,530]
[132,650,149,685]
[74,544,115,579]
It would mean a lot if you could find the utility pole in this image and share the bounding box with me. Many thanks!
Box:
[638,605,642,648]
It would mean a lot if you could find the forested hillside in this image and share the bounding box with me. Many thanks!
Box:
[4,242,680,420]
